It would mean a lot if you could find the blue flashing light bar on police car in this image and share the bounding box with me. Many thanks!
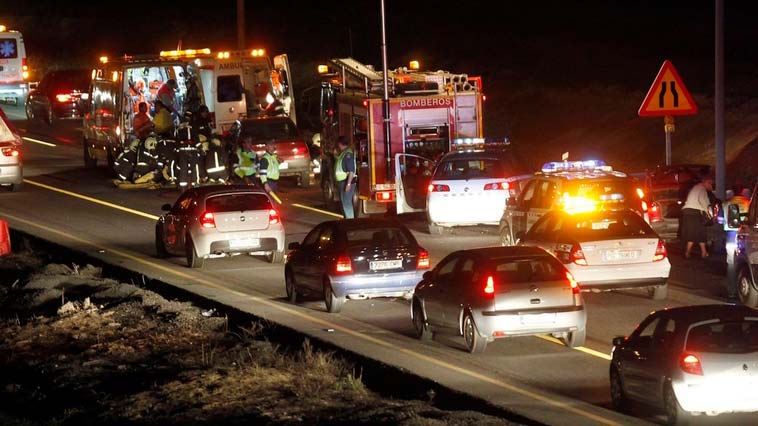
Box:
[452,137,510,151]
[541,160,612,173]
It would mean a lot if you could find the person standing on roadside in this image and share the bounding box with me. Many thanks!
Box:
[681,176,715,259]
[259,140,281,194]
[335,136,356,219]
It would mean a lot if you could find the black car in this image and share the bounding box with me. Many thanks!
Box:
[25,69,90,125]
[284,218,429,313]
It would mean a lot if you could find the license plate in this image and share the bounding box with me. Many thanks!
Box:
[229,238,260,249]
[520,313,556,325]
[603,249,639,261]
[370,259,402,270]
[279,162,289,170]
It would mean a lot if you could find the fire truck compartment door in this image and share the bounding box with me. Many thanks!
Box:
[395,153,435,214]
[273,54,297,126]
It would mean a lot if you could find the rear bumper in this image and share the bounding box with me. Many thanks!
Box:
[0,84,27,100]
[474,305,586,340]
[0,163,22,185]
[579,278,667,291]
[673,380,758,414]
[329,270,424,299]
[277,157,310,176]
[192,226,285,258]
[569,261,670,290]
[428,194,506,226]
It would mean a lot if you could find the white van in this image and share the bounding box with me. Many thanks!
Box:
[0,26,29,105]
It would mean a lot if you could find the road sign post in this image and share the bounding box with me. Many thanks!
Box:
[638,60,698,166]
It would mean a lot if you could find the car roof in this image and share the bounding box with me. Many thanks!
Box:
[186,185,268,199]
[656,304,758,323]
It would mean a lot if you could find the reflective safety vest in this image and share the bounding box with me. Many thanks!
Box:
[235,149,256,178]
[260,152,279,182]
[335,148,355,182]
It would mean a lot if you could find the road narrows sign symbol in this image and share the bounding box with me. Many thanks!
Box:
[638,60,698,117]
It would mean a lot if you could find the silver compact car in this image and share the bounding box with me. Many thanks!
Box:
[0,107,22,191]
[155,185,285,268]
[412,246,587,354]
[610,305,758,425]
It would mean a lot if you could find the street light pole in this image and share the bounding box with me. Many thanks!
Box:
[380,0,392,182]
[715,0,725,199]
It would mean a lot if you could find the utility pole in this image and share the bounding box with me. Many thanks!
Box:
[237,0,245,50]
[380,0,392,179]
[715,0,726,199]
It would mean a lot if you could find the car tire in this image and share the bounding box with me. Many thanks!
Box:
[106,150,116,172]
[267,250,284,264]
[412,298,433,341]
[563,328,586,348]
[323,278,345,313]
[299,171,311,188]
[285,268,298,304]
[9,182,23,192]
[46,104,56,126]
[83,141,97,168]
[609,366,631,413]
[499,222,514,246]
[463,312,487,354]
[186,236,204,269]
[155,226,168,258]
[738,267,758,307]
[25,101,34,120]
[664,384,691,426]
[648,284,668,300]
[428,222,444,235]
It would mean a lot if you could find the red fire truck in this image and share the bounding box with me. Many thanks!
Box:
[317,58,484,216]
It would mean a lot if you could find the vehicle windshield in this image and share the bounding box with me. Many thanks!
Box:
[205,193,272,212]
[343,226,413,247]
[652,188,682,201]
[491,256,566,283]
[241,119,299,141]
[433,158,503,180]
[686,320,758,354]
[561,211,656,240]
[52,71,91,92]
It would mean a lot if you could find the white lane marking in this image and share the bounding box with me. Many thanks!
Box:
[22,137,57,147]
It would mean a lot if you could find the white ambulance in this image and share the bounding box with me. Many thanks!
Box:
[0,25,29,105]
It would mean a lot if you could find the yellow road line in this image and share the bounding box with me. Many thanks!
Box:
[0,210,621,426]
[291,203,344,219]
[22,136,57,147]
[23,179,160,221]
[536,335,612,361]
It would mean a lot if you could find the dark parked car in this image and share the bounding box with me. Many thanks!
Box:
[25,69,90,125]
[284,218,430,313]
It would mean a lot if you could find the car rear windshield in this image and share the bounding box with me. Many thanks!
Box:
[686,320,758,354]
[492,256,566,283]
[217,75,244,102]
[560,211,656,240]
[242,119,299,140]
[51,71,91,92]
[205,193,271,212]
[343,227,413,247]
[433,158,503,180]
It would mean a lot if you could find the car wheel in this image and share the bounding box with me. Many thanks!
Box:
[323,278,345,313]
[462,312,487,354]
[563,328,586,348]
[46,104,56,126]
[83,140,97,168]
[299,171,311,187]
[267,250,284,264]
[107,150,116,173]
[648,284,668,300]
[664,384,691,426]
[186,236,204,269]
[499,222,514,246]
[9,181,23,192]
[322,177,337,207]
[412,298,433,341]
[609,367,630,413]
[285,268,298,304]
[428,222,444,235]
[25,101,34,120]
[155,226,168,259]
[738,267,758,307]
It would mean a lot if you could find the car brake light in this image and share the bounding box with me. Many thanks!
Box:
[649,202,663,223]
[417,248,430,269]
[269,209,280,225]
[1,147,19,157]
[200,211,216,228]
[653,239,667,262]
[680,353,703,375]
[56,94,72,103]
[376,191,394,201]
[335,255,353,274]
[566,271,580,294]
[484,275,495,296]
[429,184,450,192]
[571,244,587,266]
[483,182,508,190]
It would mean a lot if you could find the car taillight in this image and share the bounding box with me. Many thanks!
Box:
[335,255,353,274]
[376,190,394,201]
[484,275,495,296]
[269,209,280,225]
[653,239,667,262]
[428,184,450,192]
[641,199,649,212]
[56,94,72,103]
[200,211,216,228]
[566,271,580,295]
[570,244,587,266]
[417,248,430,269]
[680,353,703,375]
[1,147,20,157]
[483,182,508,190]
[649,202,663,223]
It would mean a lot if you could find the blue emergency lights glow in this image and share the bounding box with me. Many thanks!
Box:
[541,160,611,173]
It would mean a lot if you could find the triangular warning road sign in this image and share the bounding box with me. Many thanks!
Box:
[638,60,698,117]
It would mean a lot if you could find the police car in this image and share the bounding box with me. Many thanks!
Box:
[499,160,650,246]
[426,138,529,234]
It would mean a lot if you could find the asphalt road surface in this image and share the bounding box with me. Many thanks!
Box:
[2,103,754,426]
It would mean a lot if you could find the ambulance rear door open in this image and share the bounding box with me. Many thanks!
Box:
[273,54,296,125]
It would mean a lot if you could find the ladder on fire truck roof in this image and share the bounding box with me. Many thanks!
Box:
[330,57,391,94]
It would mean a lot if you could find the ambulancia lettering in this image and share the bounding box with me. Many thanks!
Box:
[218,62,242,70]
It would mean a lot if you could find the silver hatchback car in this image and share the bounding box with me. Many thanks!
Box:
[155,185,285,268]
[0,107,23,191]
[412,246,587,354]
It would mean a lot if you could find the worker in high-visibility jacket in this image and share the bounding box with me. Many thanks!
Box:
[335,136,356,219]
[234,136,257,184]
[259,140,280,194]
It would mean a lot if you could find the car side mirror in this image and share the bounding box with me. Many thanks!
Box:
[727,204,743,228]
[423,271,434,281]
[288,242,301,250]
[612,336,627,347]
[161,203,172,212]
[506,197,518,207]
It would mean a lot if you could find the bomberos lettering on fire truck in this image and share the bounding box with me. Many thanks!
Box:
[399,97,453,110]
